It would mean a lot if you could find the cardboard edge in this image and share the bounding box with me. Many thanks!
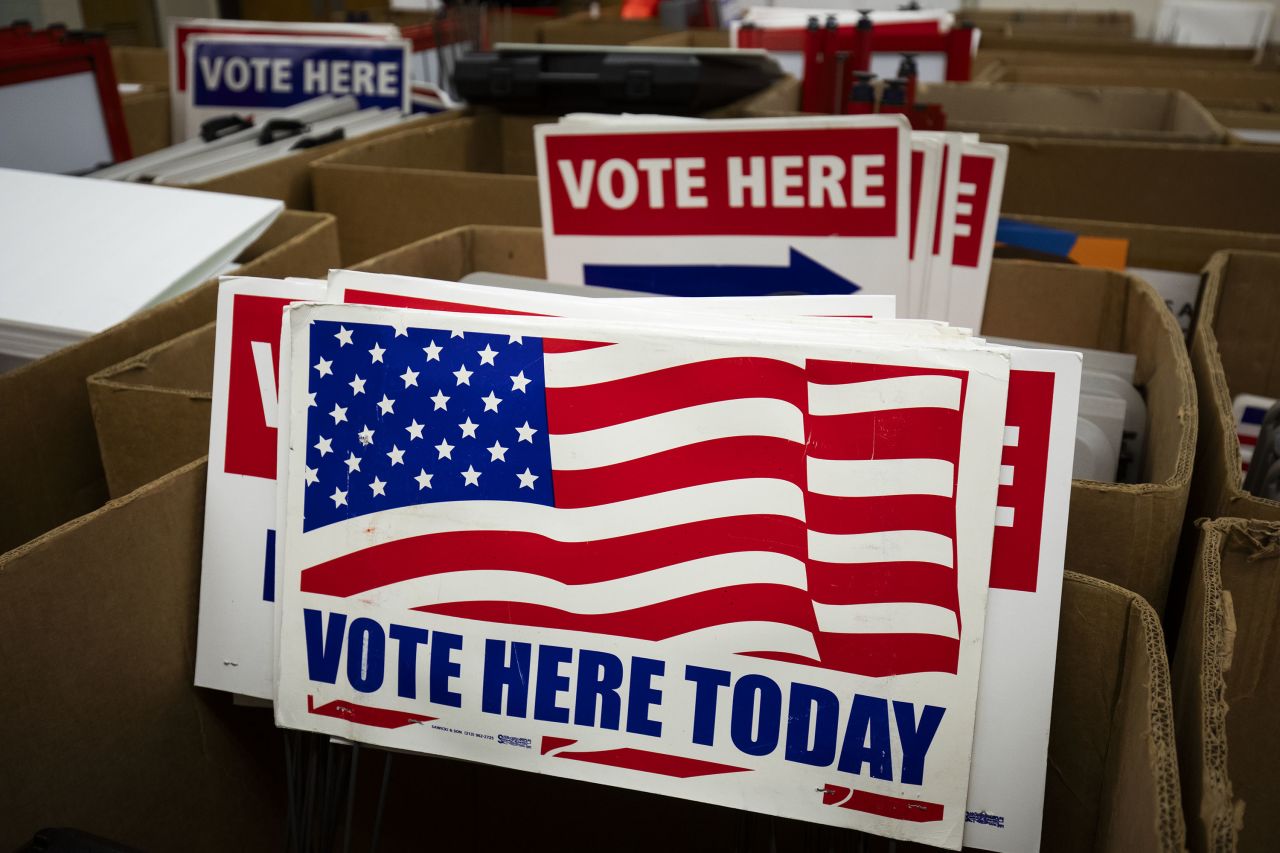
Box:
[86,321,217,398]
[0,457,209,566]
[1064,569,1187,852]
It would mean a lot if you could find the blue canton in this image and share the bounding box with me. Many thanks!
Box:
[303,319,554,531]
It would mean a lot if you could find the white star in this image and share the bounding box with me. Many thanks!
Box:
[377,394,395,415]
[510,371,531,393]
[414,468,433,490]
[305,392,318,408]
[459,417,479,439]
[330,487,348,507]
[423,340,442,362]
[358,425,375,446]
[461,465,481,486]
[477,344,498,366]
[369,476,386,497]
[304,466,318,486]
[481,391,502,412]
[344,452,362,473]
[435,438,454,460]
[509,334,523,345]
[369,342,385,363]
[400,366,419,388]
[516,421,538,443]
[314,436,333,457]
[329,403,347,424]
[335,326,353,347]
[387,445,405,466]
[453,364,473,386]
[430,389,450,411]
[405,419,425,440]
[450,329,465,339]
[391,315,410,338]
[349,374,366,396]
[488,441,508,462]
[314,357,333,377]
[517,468,538,490]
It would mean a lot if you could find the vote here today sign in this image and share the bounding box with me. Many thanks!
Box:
[535,116,912,302]
[184,34,410,139]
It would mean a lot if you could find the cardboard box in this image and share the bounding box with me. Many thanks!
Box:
[984,260,1195,614]
[110,45,168,85]
[312,114,547,264]
[88,324,215,499]
[354,225,1194,612]
[1189,251,1280,525]
[181,111,463,211]
[919,82,1227,144]
[83,0,159,47]
[1048,570,1185,852]
[630,29,730,48]
[0,460,284,852]
[988,65,1280,111]
[120,84,171,156]
[537,9,670,45]
[0,210,338,555]
[997,137,1280,233]
[310,76,800,263]
[1173,518,1280,852]
[958,9,1135,39]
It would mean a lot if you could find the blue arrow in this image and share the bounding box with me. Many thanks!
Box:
[582,248,861,297]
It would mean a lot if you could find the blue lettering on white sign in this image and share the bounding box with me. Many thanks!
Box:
[192,40,408,111]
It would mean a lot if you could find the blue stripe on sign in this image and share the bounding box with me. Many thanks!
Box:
[995,218,1079,259]
[263,529,276,602]
[1243,406,1267,426]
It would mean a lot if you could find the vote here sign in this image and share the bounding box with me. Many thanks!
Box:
[535,116,912,301]
[184,34,410,139]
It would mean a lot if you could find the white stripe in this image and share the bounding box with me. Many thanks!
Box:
[808,529,954,568]
[302,479,806,565]
[354,552,806,613]
[813,602,959,639]
[806,457,954,498]
[251,340,279,429]
[658,622,819,659]
[808,375,961,416]
[545,342,802,388]
[550,399,803,470]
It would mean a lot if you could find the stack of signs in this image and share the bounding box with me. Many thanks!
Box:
[533,115,1006,332]
[196,262,1080,850]
[169,19,410,141]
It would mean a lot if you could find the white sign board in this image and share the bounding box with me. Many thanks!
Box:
[275,296,1010,848]
[535,116,913,301]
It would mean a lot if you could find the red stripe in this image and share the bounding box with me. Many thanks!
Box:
[414,584,820,641]
[543,339,612,353]
[813,633,959,676]
[306,696,436,729]
[344,289,547,316]
[546,358,805,434]
[548,744,750,778]
[822,785,944,823]
[806,360,967,385]
[805,408,961,463]
[301,516,807,597]
[806,560,959,612]
[551,436,804,508]
[804,493,955,538]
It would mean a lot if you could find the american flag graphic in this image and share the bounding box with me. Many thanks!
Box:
[298,316,969,677]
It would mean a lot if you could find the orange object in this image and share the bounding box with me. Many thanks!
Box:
[621,0,661,20]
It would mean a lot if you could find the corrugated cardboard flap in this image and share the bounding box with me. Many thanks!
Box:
[1052,571,1186,852]
[87,324,216,498]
